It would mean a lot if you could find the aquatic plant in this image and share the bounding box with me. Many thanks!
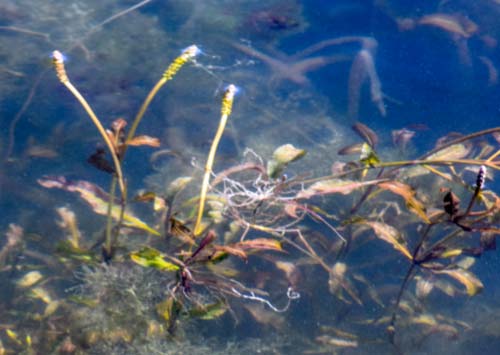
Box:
[3,33,500,354]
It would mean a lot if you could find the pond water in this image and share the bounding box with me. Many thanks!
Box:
[1,1,500,354]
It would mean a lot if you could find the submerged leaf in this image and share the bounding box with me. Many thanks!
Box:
[352,122,378,148]
[127,135,160,147]
[130,247,179,271]
[213,245,248,261]
[316,335,359,348]
[165,176,193,202]
[328,262,362,305]
[189,302,227,320]
[428,143,471,161]
[38,176,160,235]
[377,181,430,223]
[267,144,306,179]
[433,268,483,296]
[156,296,181,330]
[17,271,43,288]
[297,178,382,199]
[363,221,412,260]
[236,238,283,252]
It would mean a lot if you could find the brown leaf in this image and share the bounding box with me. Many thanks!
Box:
[297,179,383,199]
[338,143,364,155]
[236,238,283,252]
[443,191,460,218]
[111,118,127,133]
[38,176,160,235]
[433,268,483,296]
[127,135,160,147]
[87,148,115,174]
[213,245,248,261]
[363,221,412,260]
[377,181,430,223]
[352,122,378,148]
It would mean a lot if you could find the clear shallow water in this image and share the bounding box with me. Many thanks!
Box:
[1,1,500,354]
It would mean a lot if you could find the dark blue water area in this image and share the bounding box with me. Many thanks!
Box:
[293,0,500,145]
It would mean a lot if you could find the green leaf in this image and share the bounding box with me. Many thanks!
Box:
[267,144,306,179]
[359,143,380,166]
[130,247,179,271]
[156,296,182,329]
[189,302,227,320]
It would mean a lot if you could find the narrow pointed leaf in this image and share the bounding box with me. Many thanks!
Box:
[127,135,160,147]
[236,238,283,252]
[363,221,412,260]
[433,268,483,296]
[131,247,179,271]
[38,176,160,235]
[297,179,383,199]
[378,181,430,223]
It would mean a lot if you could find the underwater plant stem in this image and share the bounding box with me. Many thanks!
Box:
[51,51,126,199]
[125,78,165,146]
[104,176,117,259]
[194,85,237,236]
[124,45,200,151]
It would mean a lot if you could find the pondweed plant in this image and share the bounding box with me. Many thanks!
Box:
[7,43,499,353]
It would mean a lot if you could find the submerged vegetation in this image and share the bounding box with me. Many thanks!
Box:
[2,41,500,353]
[2,1,500,354]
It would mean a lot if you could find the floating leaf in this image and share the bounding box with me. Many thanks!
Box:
[267,144,306,179]
[127,135,160,147]
[38,176,160,236]
[363,221,412,260]
[297,178,382,199]
[433,268,483,296]
[378,181,430,223]
[130,247,179,271]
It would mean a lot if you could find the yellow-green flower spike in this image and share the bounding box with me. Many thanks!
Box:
[163,44,200,81]
[194,84,238,236]
[221,84,238,117]
[125,45,201,148]
[52,50,69,84]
